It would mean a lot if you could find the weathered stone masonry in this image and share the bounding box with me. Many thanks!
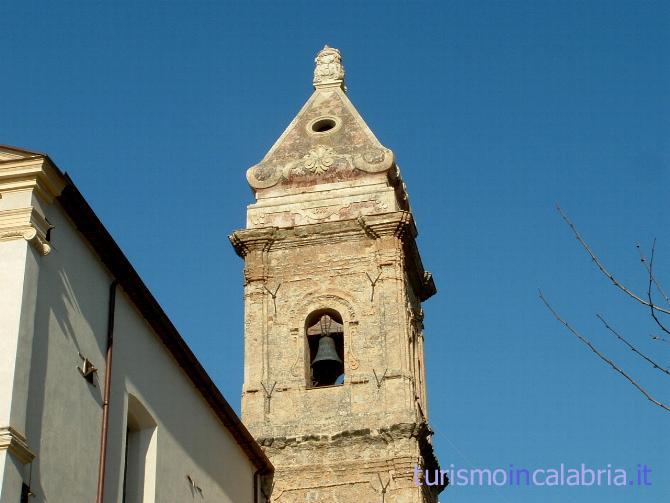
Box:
[230,46,444,502]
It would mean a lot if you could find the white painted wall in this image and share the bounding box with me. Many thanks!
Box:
[3,199,257,502]
[0,189,42,503]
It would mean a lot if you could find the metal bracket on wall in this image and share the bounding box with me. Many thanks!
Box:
[263,283,281,315]
[260,380,277,413]
[365,272,382,302]
[378,473,390,502]
[77,353,98,385]
[372,368,388,389]
[186,474,204,497]
[370,472,391,502]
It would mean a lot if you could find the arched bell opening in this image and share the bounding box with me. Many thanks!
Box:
[305,309,345,387]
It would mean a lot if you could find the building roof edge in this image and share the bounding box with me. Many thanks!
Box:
[51,169,272,473]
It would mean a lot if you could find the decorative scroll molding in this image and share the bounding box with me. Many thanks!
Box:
[289,328,303,378]
[246,162,283,190]
[352,147,395,174]
[246,147,395,190]
[0,426,35,465]
[0,206,53,255]
[347,320,360,370]
[301,205,345,221]
[246,197,389,229]
[313,45,345,89]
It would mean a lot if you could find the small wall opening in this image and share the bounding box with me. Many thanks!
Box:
[122,395,157,503]
[306,310,344,387]
[311,118,337,133]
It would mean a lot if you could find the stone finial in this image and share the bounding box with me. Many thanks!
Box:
[313,45,345,90]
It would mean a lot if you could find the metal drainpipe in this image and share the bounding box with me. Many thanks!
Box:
[96,280,118,503]
[253,469,261,503]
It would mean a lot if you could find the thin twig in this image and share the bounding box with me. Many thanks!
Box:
[647,240,670,336]
[651,335,670,344]
[556,205,670,315]
[539,290,670,413]
[596,314,670,377]
[637,242,670,307]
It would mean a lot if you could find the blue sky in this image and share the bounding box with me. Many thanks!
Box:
[2,1,668,501]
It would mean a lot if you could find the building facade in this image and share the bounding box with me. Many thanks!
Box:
[231,47,444,502]
[0,146,272,502]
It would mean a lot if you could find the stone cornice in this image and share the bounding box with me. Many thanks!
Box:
[0,426,35,464]
[0,155,66,203]
[0,206,53,255]
[360,212,435,301]
[357,211,416,239]
[257,422,436,452]
[229,227,276,257]
[231,211,436,300]
[231,219,365,255]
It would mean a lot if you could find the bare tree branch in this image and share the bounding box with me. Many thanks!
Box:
[539,290,670,413]
[637,242,670,307]
[596,314,670,377]
[651,335,670,344]
[556,204,670,315]
[647,240,670,336]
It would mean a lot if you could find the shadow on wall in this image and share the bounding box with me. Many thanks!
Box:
[23,215,255,502]
[24,221,110,501]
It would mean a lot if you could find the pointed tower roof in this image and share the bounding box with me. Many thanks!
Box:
[233,48,434,300]
[246,46,402,202]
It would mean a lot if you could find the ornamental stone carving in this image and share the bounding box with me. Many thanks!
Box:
[302,145,336,175]
[0,207,53,256]
[313,45,345,89]
[244,47,403,193]
[352,147,395,173]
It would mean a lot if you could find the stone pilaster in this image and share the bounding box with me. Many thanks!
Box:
[0,147,66,497]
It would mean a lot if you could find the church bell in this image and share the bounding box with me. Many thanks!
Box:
[311,335,343,385]
[312,335,342,365]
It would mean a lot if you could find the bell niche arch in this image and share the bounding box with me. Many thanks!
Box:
[305,309,345,387]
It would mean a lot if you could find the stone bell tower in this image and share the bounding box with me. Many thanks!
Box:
[230,47,444,502]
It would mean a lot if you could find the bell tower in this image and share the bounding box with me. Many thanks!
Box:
[230,46,444,502]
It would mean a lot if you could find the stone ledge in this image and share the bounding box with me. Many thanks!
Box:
[258,422,429,450]
[229,212,436,300]
[0,155,66,203]
[0,426,35,464]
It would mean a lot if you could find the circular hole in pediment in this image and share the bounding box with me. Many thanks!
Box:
[308,117,340,134]
[312,118,336,132]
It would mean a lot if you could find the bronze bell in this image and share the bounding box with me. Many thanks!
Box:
[311,335,343,386]
[312,335,342,365]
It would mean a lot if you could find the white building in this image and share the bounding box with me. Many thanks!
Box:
[0,145,273,502]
